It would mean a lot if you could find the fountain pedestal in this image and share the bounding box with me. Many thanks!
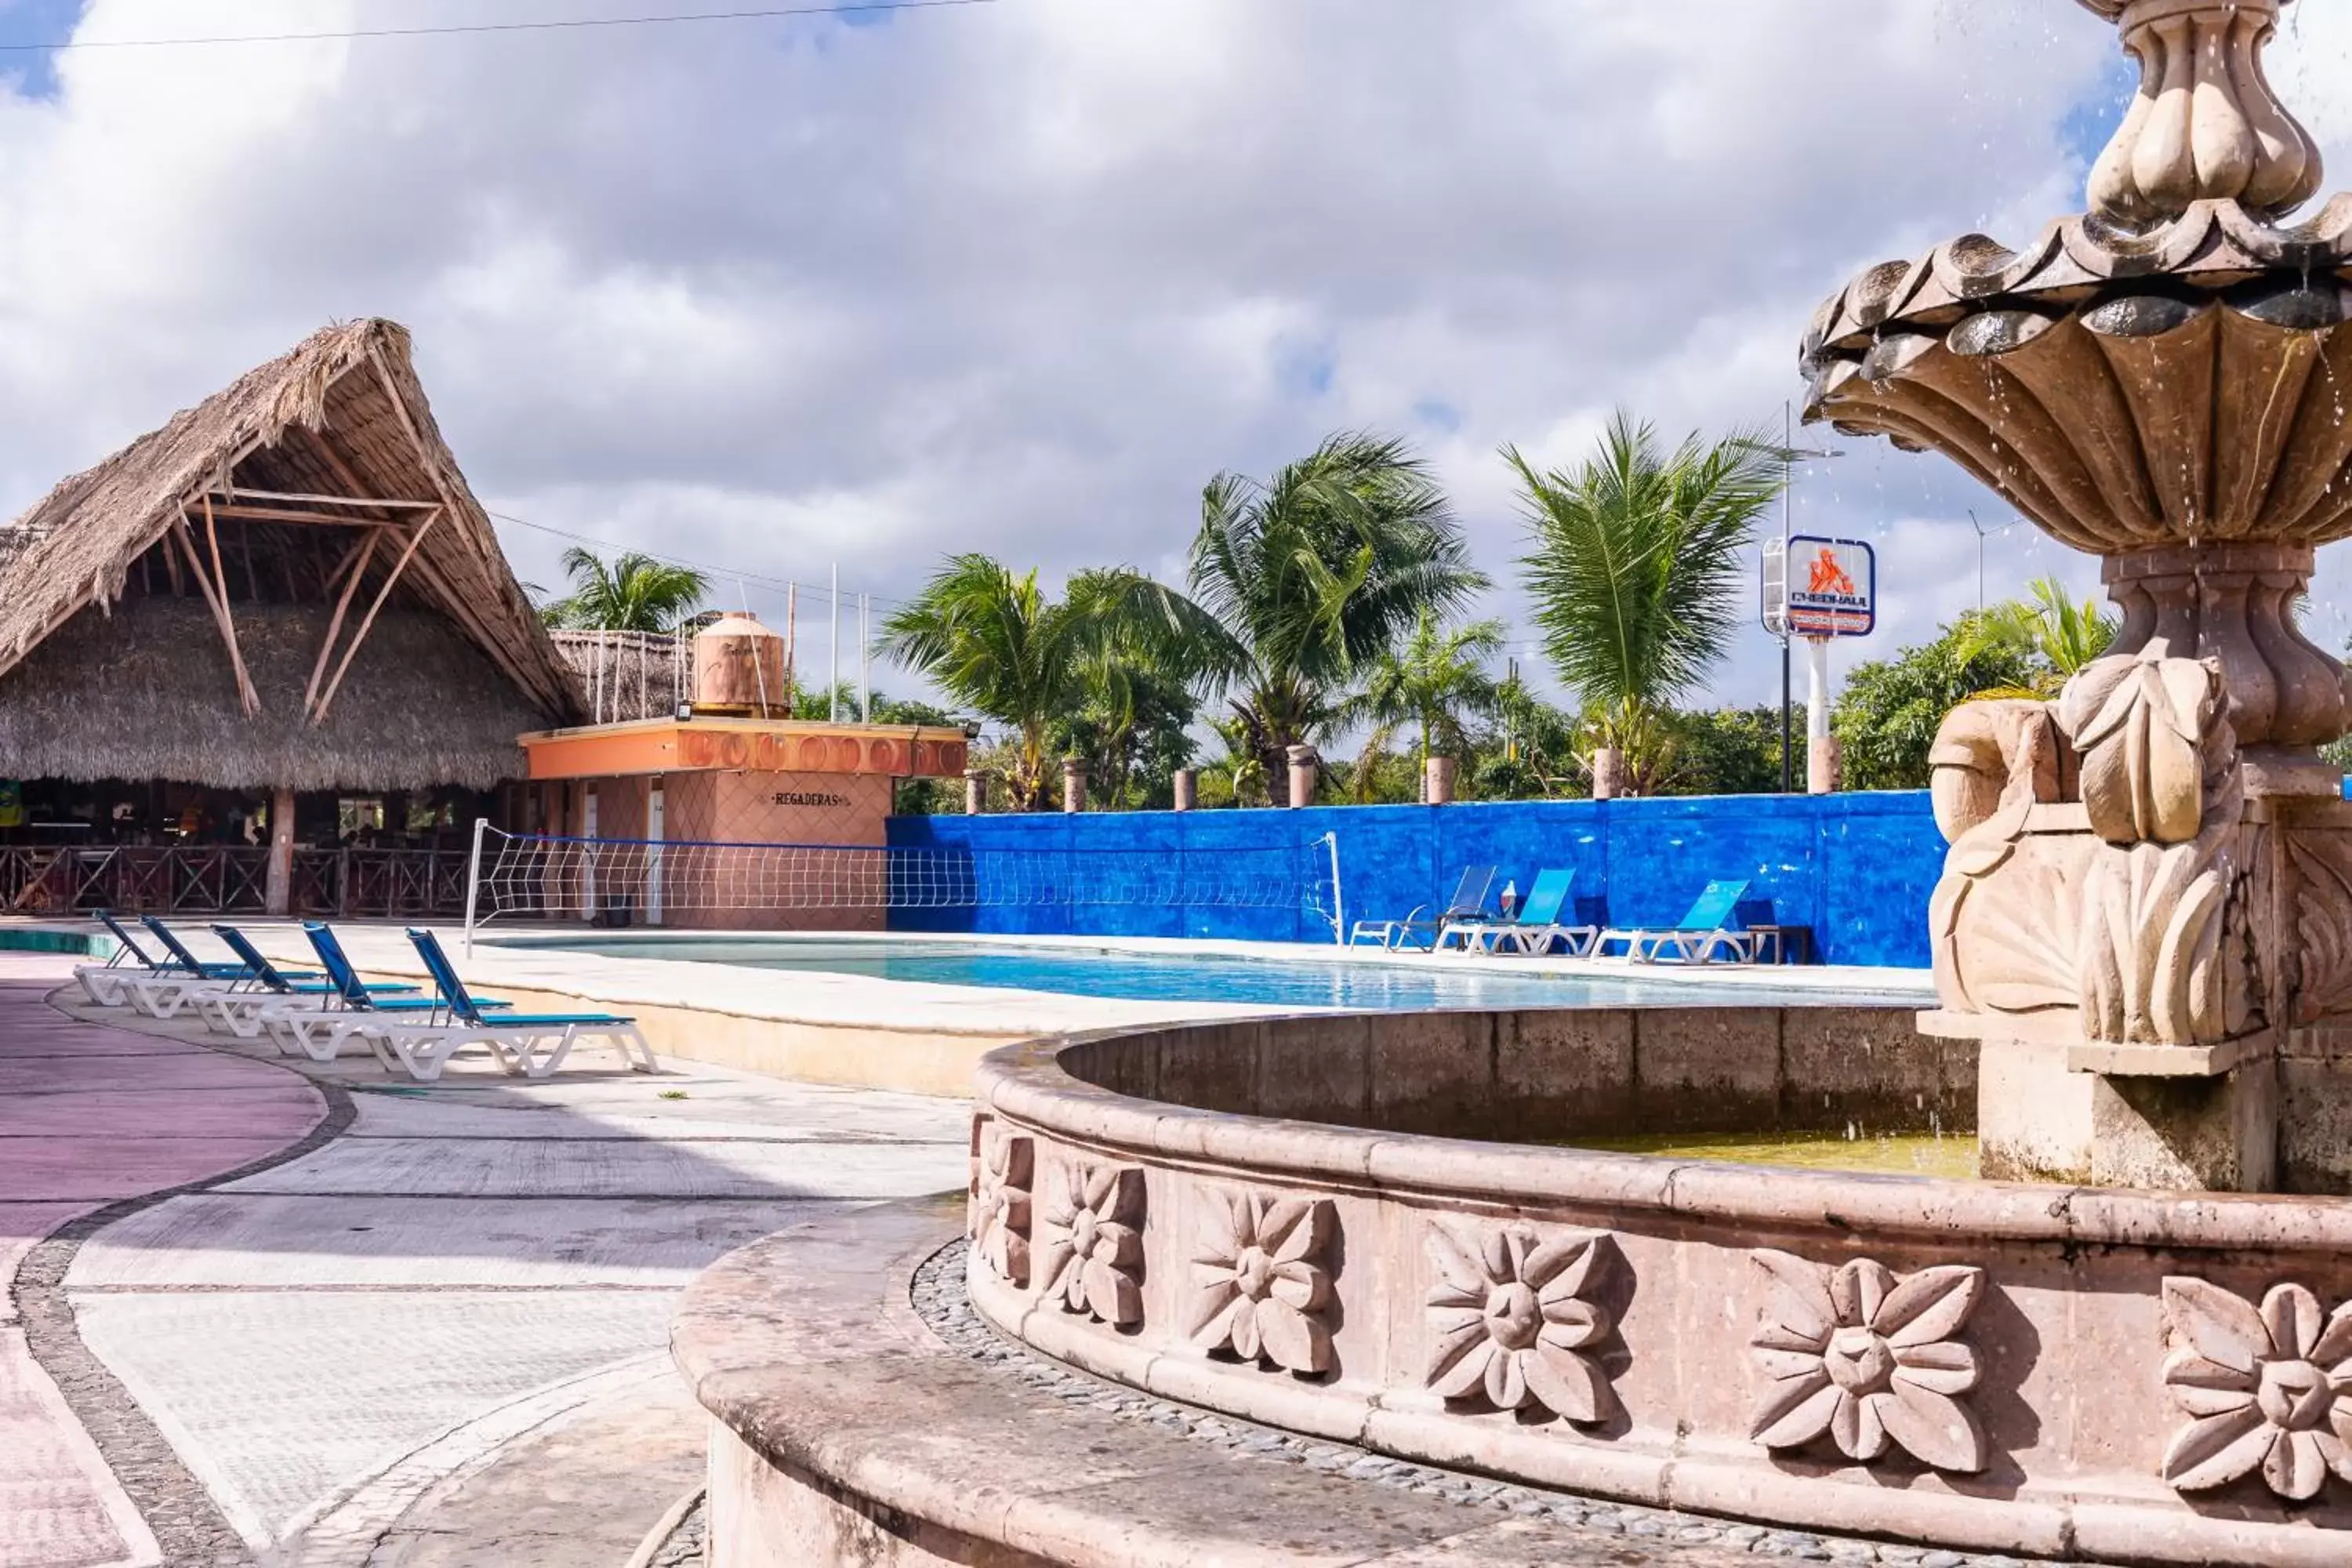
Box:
[1800,0,2352,1191]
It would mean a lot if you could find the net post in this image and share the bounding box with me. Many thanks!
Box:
[463,816,487,959]
[1323,831,1343,946]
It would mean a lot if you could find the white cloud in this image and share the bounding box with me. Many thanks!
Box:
[9,0,2325,716]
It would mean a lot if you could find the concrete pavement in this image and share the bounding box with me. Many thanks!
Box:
[5,952,971,1565]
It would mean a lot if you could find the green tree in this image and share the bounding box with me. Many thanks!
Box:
[1049,663,1200,810]
[540,547,710,632]
[1960,575,2118,691]
[1833,617,2038,790]
[1189,433,1487,804]
[1662,706,1784,797]
[1196,717,1270,808]
[877,554,1217,811]
[1466,675,1586,800]
[1511,412,1786,795]
[1344,612,1505,800]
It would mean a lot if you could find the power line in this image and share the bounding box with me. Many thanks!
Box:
[0,0,996,53]
[488,508,904,608]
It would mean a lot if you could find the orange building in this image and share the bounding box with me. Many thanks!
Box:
[518,617,968,928]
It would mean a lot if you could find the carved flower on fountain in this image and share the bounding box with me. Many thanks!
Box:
[1037,1160,1145,1326]
[1425,1222,1619,1423]
[1183,1189,1337,1374]
[2161,1277,2352,1499]
[1749,1252,1990,1473]
[971,1123,1033,1287]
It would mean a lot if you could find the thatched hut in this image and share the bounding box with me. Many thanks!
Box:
[0,318,581,916]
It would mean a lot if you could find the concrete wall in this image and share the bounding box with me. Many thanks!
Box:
[888,791,1943,967]
[1058,1005,1974,1141]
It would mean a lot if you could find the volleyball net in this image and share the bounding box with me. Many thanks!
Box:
[461,824,1343,948]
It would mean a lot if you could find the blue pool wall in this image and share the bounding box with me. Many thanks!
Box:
[886,790,1946,968]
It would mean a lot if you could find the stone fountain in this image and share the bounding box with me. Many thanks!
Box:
[1805,0,2352,1192]
[673,6,2352,1564]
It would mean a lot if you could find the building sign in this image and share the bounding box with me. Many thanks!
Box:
[1773,535,1876,637]
[772,790,850,808]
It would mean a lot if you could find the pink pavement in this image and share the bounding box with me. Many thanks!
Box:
[0,955,324,1568]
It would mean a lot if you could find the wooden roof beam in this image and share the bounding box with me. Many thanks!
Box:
[192,503,398,528]
[172,509,258,717]
[219,486,439,511]
[310,510,440,725]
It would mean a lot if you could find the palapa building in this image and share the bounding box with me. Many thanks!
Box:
[0,319,577,916]
[0,318,964,924]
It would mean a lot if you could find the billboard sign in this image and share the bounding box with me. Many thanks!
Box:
[1780,535,1875,637]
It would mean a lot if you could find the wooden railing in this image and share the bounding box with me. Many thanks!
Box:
[0,846,470,919]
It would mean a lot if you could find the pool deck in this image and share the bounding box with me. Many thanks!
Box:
[205,923,1934,1097]
[7,953,971,1566]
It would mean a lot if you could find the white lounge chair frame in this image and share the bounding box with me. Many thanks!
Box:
[371,1018,655,1082]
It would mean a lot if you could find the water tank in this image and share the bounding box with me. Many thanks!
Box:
[692,614,789,717]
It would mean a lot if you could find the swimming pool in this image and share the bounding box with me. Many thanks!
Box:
[504,935,1931,1011]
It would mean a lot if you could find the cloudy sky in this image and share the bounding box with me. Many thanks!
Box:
[5,0,2352,709]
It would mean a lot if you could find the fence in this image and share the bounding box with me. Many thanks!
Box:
[886,790,1946,968]
[0,845,473,919]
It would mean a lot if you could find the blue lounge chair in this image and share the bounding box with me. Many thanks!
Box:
[1436,869,1596,956]
[1348,866,1496,952]
[115,914,289,1017]
[72,911,220,1006]
[1596,880,1756,964]
[262,922,506,1062]
[384,927,655,1081]
[189,925,417,1038]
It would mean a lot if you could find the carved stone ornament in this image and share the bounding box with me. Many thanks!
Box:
[1036,1160,1145,1326]
[972,1123,1033,1287]
[1926,648,2257,1047]
[1425,1221,1618,1425]
[2077,0,2319,228]
[2289,831,2352,1024]
[2063,653,2254,1044]
[2161,1277,2352,1499]
[1182,1189,1336,1374]
[1749,1252,1989,1474]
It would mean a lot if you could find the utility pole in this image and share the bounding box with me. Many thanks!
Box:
[858,592,870,723]
[829,563,840,723]
[1968,510,2017,612]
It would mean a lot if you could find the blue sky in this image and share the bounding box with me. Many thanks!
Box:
[2,0,2342,710]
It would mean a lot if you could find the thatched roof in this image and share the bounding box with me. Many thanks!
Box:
[0,597,546,791]
[0,318,579,718]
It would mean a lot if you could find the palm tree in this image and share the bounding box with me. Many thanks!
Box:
[1959,576,2117,691]
[1345,612,1504,800]
[540,547,710,632]
[877,554,1219,810]
[1189,432,1487,802]
[1512,413,1786,795]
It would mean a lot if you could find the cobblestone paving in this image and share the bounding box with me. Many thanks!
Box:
[13,961,971,1566]
[911,1241,2110,1568]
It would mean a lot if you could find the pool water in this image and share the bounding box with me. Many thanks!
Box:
[1569,1129,1979,1179]
[511,935,1931,1011]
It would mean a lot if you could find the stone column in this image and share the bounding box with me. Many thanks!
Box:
[264,785,296,916]
[1424,755,1456,805]
[964,769,987,815]
[1590,747,1624,801]
[1807,735,1842,794]
[1285,746,1318,808]
[1062,757,1087,814]
[1171,768,1197,812]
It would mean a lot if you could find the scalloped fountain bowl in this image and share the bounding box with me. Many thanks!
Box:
[956,1005,2352,1566]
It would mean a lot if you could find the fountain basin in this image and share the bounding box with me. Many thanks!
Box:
[967,1006,2352,1564]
